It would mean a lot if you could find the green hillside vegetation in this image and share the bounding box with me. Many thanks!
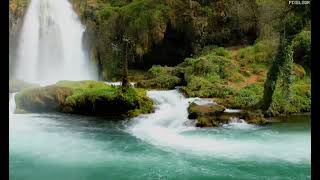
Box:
[9,0,311,117]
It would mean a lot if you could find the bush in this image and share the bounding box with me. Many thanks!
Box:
[181,76,232,98]
[136,74,181,89]
[292,30,311,70]
[148,65,176,77]
[237,40,276,65]
[232,84,263,108]
[271,76,310,113]
[293,63,306,78]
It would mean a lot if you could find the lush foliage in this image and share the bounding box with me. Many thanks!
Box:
[292,30,311,71]
[70,0,263,79]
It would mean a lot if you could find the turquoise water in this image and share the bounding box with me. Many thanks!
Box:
[9,91,310,180]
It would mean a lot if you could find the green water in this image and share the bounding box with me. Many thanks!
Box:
[9,91,310,180]
[9,113,310,180]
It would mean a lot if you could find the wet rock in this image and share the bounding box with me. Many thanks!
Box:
[240,110,268,125]
[188,101,268,127]
[188,102,225,119]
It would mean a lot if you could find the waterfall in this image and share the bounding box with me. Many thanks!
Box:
[9,93,17,114]
[13,0,98,85]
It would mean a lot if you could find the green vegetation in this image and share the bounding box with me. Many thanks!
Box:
[70,0,262,79]
[137,39,310,115]
[9,0,311,120]
[292,30,311,71]
[136,65,182,89]
[260,3,310,110]
[15,80,153,117]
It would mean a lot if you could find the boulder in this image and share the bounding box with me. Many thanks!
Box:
[187,101,267,127]
[188,102,225,119]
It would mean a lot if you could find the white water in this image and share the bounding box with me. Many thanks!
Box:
[9,93,17,114]
[14,0,97,85]
[128,90,310,163]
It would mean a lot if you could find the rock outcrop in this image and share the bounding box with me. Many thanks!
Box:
[15,80,154,117]
[187,101,267,127]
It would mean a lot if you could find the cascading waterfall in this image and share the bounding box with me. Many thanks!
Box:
[13,0,98,85]
[128,90,310,163]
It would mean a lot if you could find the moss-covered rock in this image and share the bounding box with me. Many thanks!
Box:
[187,102,230,127]
[15,85,73,113]
[15,80,153,117]
[188,101,268,127]
[187,102,225,119]
[239,110,268,125]
[9,79,40,93]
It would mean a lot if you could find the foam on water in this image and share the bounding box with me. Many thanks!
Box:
[128,90,310,163]
[9,113,161,165]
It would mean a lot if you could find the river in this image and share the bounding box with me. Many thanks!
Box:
[9,90,311,180]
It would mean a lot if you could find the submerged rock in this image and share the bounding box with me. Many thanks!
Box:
[15,80,153,117]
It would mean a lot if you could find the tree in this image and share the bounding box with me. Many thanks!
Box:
[259,4,310,110]
[121,35,130,89]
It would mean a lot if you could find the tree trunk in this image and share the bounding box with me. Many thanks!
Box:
[122,41,129,89]
[260,37,288,110]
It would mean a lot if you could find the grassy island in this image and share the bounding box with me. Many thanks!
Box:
[15,80,153,117]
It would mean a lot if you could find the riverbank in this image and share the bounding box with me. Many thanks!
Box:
[133,44,310,119]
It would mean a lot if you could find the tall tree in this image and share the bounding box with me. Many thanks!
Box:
[121,35,130,89]
[259,4,310,110]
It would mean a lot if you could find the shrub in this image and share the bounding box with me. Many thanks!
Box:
[292,30,311,70]
[232,84,263,108]
[148,65,175,77]
[136,75,181,89]
[181,76,232,98]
